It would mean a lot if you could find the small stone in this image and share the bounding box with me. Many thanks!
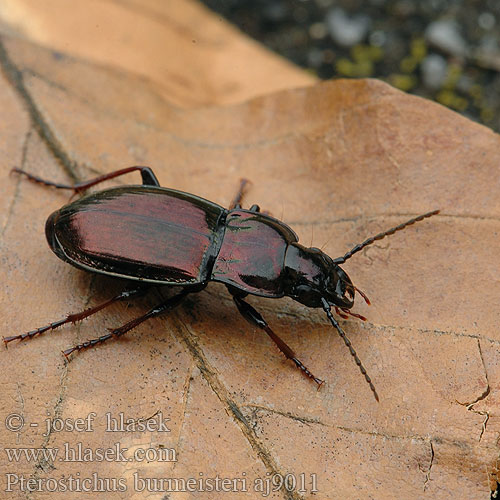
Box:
[263,2,288,22]
[326,8,370,47]
[425,20,467,57]
[478,12,495,31]
[421,54,448,90]
[369,30,386,47]
[309,22,327,39]
[307,47,324,67]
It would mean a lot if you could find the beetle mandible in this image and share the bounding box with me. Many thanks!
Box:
[5,166,439,401]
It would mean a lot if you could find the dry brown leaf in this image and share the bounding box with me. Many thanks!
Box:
[0,2,499,500]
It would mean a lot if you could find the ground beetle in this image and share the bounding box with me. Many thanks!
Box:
[5,166,439,401]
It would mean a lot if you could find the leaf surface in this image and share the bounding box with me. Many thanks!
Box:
[0,2,498,499]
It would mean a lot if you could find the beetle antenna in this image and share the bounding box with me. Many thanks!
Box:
[333,210,440,264]
[321,298,379,402]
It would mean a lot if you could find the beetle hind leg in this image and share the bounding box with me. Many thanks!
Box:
[11,165,161,194]
[62,289,191,358]
[3,287,149,346]
[229,289,324,387]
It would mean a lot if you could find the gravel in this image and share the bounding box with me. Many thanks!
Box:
[200,0,500,132]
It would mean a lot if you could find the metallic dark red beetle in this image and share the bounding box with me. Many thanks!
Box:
[5,166,439,401]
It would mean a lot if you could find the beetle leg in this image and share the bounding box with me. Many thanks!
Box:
[230,294,324,387]
[62,289,190,358]
[229,178,251,209]
[3,287,149,345]
[11,165,160,194]
[228,180,262,213]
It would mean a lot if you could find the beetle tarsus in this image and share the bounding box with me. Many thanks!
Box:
[62,333,114,359]
[291,357,325,386]
[4,287,149,347]
[4,318,67,344]
[11,167,77,191]
[230,291,324,387]
[61,290,190,359]
[11,165,161,194]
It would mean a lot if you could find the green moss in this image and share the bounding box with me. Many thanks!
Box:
[410,38,427,61]
[389,74,417,91]
[436,90,468,110]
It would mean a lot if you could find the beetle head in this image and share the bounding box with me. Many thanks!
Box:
[284,243,354,308]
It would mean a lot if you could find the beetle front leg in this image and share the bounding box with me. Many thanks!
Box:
[62,288,193,358]
[229,292,324,387]
[4,287,149,345]
[11,165,160,194]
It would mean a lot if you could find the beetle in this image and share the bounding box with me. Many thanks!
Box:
[5,166,439,401]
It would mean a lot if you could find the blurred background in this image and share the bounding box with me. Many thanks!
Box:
[201,0,500,132]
